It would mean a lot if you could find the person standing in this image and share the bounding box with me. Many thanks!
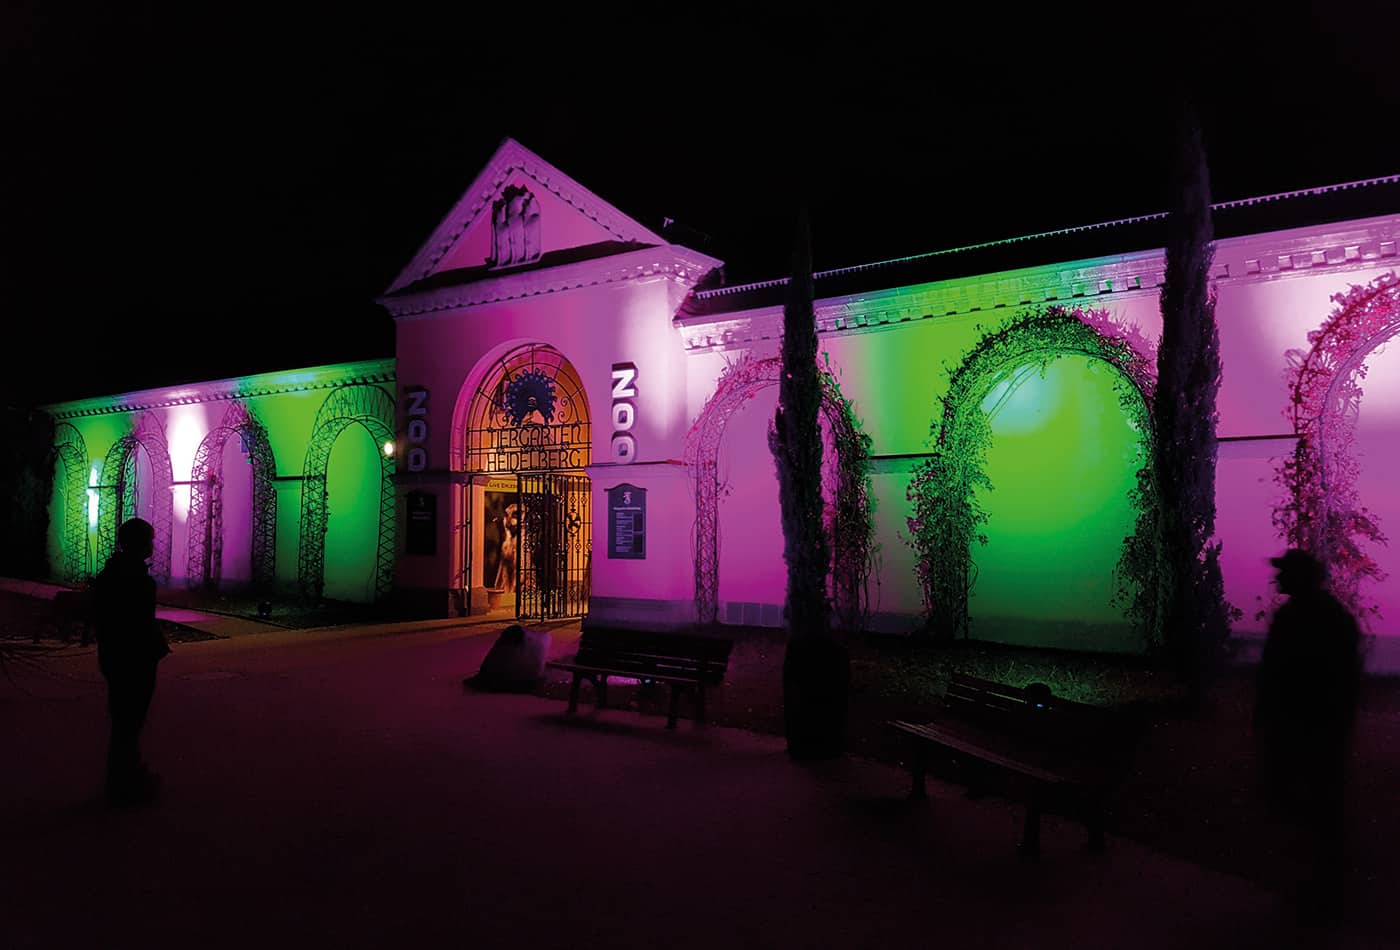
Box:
[93,518,170,806]
[1255,548,1362,925]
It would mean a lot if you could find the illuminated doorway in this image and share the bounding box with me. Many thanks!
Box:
[461,344,592,620]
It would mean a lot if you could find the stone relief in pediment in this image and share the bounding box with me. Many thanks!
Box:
[489,185,543,268]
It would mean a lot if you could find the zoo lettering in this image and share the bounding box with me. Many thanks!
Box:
[406,388,429,473]
[611,362,637,464]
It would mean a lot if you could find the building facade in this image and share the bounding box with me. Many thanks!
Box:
[45,360,397,603]
[46,140,1400,668]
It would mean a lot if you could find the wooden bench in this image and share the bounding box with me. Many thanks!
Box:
[888,673,1144,857]
[547,628,732,729]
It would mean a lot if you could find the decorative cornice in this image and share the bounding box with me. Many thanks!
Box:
[386,138,669,294]
[692,174,1400,304]
[676,216,1400,351]
[381,245,724,320]
[44,358,397,420]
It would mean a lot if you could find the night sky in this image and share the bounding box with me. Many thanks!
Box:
[5,4,1399,406]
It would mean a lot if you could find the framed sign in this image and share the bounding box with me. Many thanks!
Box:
[406,490,436,556]
[606,483,645,559]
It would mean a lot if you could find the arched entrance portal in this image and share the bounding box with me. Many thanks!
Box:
[907,307,1159,645]
[187,400,277,590]
[96,413,174,584]
[1277,273,1400,626]
[457,344,592,621]
[50,423,91,583]
[684,355,874,629]
[298,385,396,602]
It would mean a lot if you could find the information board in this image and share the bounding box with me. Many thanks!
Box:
[606,483,645,559]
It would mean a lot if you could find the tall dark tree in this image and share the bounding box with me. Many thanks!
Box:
[1154,109,1231,689]
[770,211,848,759]
[0,407,54,581]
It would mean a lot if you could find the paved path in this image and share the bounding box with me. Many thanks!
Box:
[2,622,1387,949]
[0,576,288,638]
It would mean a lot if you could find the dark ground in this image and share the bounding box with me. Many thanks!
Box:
[538,625,1400,922]
[6,619,1397,949]
[6,590,1399,945]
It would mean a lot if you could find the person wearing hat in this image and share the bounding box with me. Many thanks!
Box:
[1255,548,1361,925]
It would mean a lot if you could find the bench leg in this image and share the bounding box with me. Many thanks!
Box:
[567,673,583,714]
[1019,794,1043,860]
[596,675,608,711]
[695,684,707,725]
[910,746,928,800]
[667,686,680,729]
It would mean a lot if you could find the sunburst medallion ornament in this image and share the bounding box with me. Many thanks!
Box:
[504,369,557,426]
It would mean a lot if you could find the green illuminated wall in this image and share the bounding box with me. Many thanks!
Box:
[43,360,395,602]
[798,292,1163,648]
[323,424,383,602]
[970,355,1144,651]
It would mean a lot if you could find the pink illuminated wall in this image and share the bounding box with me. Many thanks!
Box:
[127,447,158,527]
[219,436,255,584]
[1207,268,1400,638]
[1352,341,1400,638]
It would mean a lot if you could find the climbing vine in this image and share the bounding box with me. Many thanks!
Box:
[1273,272,1399,622]
[685,353,876,629]
[906,306,1161,643]
[822,355,877,630]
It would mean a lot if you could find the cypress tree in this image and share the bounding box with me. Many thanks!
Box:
[0,407,54,581]
[1155,108,1230,690]
[771,210,848,759]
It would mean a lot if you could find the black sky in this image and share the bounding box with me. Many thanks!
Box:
[4,3,1399,406]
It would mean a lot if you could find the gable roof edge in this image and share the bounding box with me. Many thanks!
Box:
[386,138,667,294]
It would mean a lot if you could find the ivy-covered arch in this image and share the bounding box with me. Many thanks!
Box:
[684,354,875,629]
[96,412,174,583]
[186,400,278,590]
[1275,272,1399,620]
[298,384,396,601]
[907,306,1160,642]
[51,423,91,583]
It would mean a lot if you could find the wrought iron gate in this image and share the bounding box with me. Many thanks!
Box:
[516,473,591,620]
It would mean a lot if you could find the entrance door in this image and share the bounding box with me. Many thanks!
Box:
[516,472,591,620]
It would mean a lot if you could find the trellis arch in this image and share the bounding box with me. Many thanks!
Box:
[1275,272,1400,618]
[907,306,1159,641]
[298,384,396,601]
[51,423,91,583]
[96,412,174,583]
[186,400,278,590]
[684,354,874,628]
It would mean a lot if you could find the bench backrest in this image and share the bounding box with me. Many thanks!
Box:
[574,628,732,684]
[945,672,1099,716]
[943,672,1136,767]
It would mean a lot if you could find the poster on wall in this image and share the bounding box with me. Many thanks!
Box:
[482,488,520,592]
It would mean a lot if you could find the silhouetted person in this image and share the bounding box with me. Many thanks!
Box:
[1255,548,1361,926]
[93,518,170,806]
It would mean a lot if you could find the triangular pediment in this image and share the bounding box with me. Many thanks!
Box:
[386,139,667,294]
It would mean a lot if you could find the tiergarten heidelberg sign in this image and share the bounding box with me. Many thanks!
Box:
[479,423,589,473]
